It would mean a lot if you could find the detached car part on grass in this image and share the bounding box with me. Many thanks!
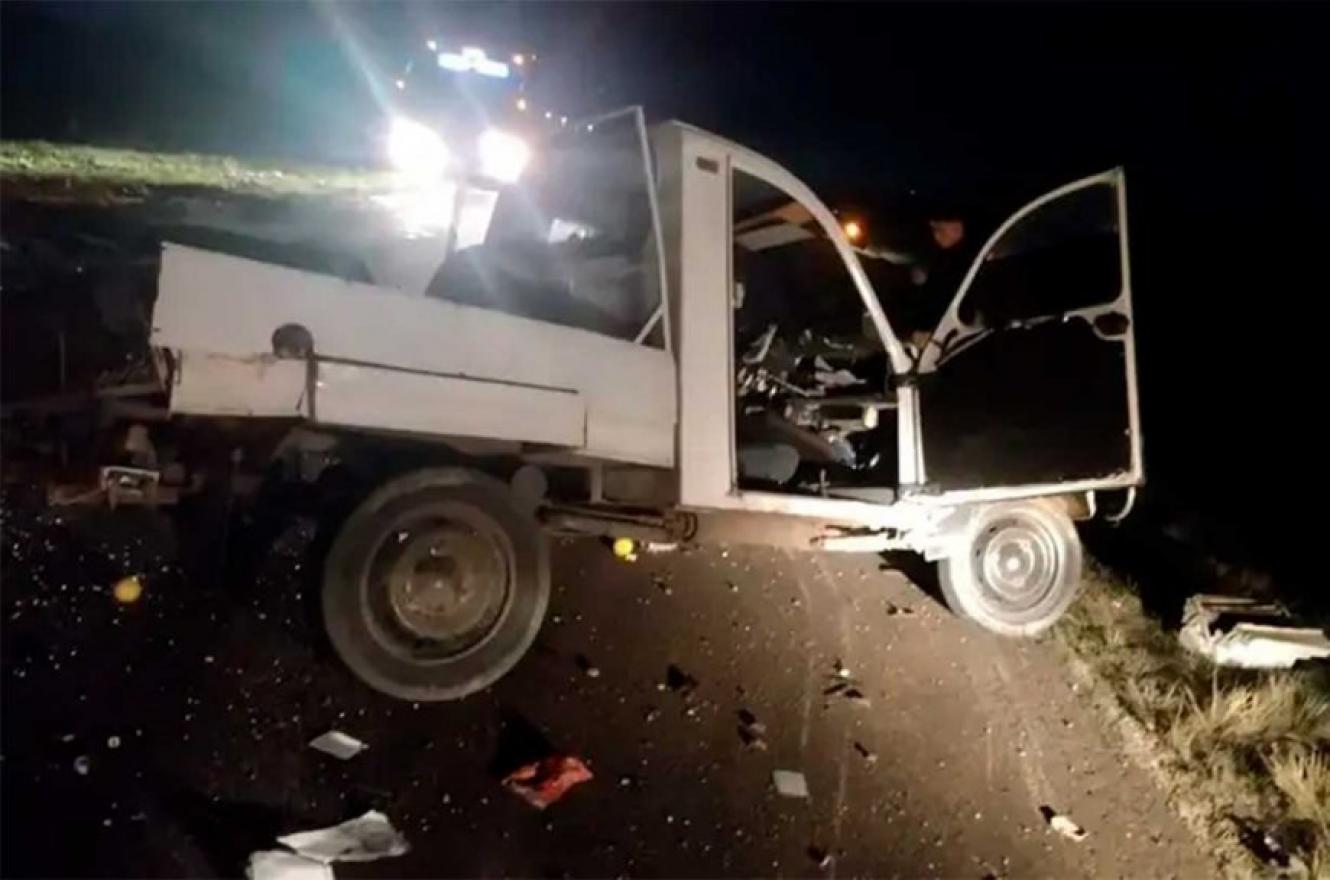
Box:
[141,108,1143,700]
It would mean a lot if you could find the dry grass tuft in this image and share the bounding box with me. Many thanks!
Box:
[1058,563,1330,875]
[1266,745,1330,874]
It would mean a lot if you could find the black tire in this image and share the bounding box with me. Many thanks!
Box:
[322,469,549,701]
[937,499,1082,637]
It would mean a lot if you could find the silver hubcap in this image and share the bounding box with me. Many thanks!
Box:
[973,516,1058,612]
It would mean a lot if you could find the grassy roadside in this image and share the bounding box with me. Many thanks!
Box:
[1056,564,1330,877]
[1,141,393,198]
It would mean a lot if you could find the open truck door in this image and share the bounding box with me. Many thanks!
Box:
[915,170,1142,498]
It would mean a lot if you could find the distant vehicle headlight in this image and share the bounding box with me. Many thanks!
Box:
[477,129,530,184]
[387,117,450,180]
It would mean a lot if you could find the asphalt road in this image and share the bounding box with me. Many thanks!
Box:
[1,492,1211,878]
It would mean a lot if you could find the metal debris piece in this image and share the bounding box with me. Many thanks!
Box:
[502,755,594,810]
[1178,594,1330,669]
[772,769,809,799]
[247,850,333,880]
[853,741,877,764]
[308,730,368,761]
[277,810,409,863]
[106,735,121,749]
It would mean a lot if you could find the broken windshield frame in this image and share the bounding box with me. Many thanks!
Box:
[450,107,669,348]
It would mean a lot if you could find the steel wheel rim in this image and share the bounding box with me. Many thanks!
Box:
[972,515,1059,613]
[363,503,514,663]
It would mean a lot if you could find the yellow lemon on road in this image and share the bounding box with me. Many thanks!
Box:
[112,576,143,604]
[611,538,637,562]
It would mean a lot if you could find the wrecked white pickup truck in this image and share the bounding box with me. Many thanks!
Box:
[52,108,1145,700]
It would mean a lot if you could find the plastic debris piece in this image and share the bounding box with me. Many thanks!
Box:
[643,541,679,554]
[247,850,333,880]
[111,576,143,604]
[308,730,368,761]
[808,845,833,868]
[277,810,409,863]
[502,755,594,809]
[107,736,121,749]
[772,769,809,798]
[73,755,91,775]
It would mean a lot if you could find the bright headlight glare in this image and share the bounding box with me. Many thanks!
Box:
[387,117,450,179]
[477,129,530,183]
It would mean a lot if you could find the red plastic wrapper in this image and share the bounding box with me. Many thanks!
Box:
[502,755,594,809]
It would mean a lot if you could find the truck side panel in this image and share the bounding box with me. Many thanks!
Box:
[154,244,676,466]
[315,363,586,447]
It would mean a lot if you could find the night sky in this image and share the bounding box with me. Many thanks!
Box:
[2,2,1325,570]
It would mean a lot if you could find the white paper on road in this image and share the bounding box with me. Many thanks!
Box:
[247,850,333,880]
[277,810,409,864]
[772,769,810,798]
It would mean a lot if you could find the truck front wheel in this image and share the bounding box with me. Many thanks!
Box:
[322,469,549,701]
[937,499,1083,637]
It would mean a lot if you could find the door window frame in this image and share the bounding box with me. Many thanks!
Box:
[915,167,1143,496]
[919,169,1134,374]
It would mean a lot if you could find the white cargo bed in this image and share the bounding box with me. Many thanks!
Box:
[152,244,677,467]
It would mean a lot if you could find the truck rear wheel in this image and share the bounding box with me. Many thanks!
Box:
[322,469,549,701]
[937,499,1082,637]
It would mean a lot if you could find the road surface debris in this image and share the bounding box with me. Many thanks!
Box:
[664,663,699,694]
[247,850,332,880]
[772,769,809,798]
[276,809,409,863]
[502,755,594,809]
[1040,806,1087,841]
[308,730,368,761]
[737,708,768,750]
